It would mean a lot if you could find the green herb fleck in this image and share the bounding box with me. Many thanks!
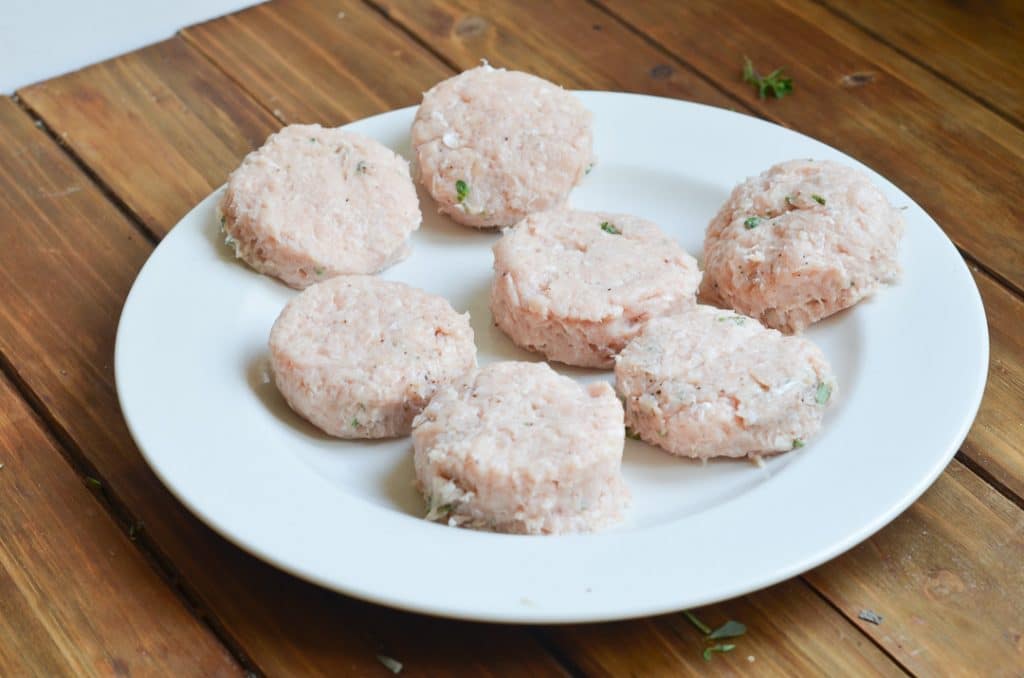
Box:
[683,610,712,635]
[455,179,469,203]
[703,644,736,661]
[314,266,325,276]
[792,438,805,449]
[376,654,403,674]
[85,476,102,489]
[785,194,796,207]
[815,382,832,405]
[355,160,367,174]
[744,216,762,229]
[600,221,621,235]
[811,193,826,205]
[585,162,595,175]
[351,417,361,428]
[708,620,747,640]
[219,214,226,228]
[742,56,793,100]
[309,137,317,143]
[625,427,642,441]
[717,314,746,325]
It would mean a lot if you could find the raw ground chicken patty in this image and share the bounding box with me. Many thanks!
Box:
[411,64,593,228]
[411,361,629,534]
[269,276,476,438]
[700,159,904,333]
[491,209,701,368]
[219,124,420,289]
[615,305,837,459]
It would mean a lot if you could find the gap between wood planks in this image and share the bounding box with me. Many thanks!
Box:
[812,0,1024,135]
[4,3,1017,673]
[10,95,161,247]
[956,451,1024,513]
[0,304,258,675]
[801,578,913,676]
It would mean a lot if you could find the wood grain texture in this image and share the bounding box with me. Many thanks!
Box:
[774,0,1024,164]
[370,0,736,108]
[4,0,1021,675]
[819,0,1024,126]
[806,460,1024,675]
[546,579,902,676]
[599,0,1024,295]
[182,0,451,125]
[0,92,564,676]
[18,38,279,238]
[0,332,238,675]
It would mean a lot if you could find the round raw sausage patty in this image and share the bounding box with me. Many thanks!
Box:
[411,65,593,228]
[700,159,903,333]
[615,305,837,459]
[269,276,476,438]
[491,209,700,368]
[221,124,420,289]
[412,361,629,534]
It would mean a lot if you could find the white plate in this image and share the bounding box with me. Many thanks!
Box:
[116,93,988,623]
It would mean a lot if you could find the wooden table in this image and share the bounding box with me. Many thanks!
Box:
[2,1,1021,674]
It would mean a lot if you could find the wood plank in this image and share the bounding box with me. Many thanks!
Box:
[18,38,278,237]
[805,460,1024,675]
[546,579,902,676]
[0,365,239,675]
[964,268,1024,505]
[819,0,1024,127]
[181,0,452,125]
[598,0,1024,295]
[369,0,736,108]
[0,93,564,675]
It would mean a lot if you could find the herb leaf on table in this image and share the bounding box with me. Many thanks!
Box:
[742,57,794,100]
[683,612,749,660]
